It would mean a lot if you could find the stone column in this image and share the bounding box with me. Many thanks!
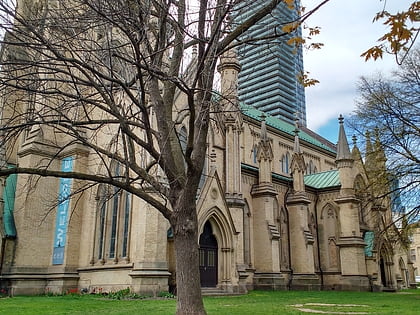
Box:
[250,116,284,289]
[286,121,319,289]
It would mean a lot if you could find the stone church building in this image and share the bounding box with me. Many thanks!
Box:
[0,14,416,295]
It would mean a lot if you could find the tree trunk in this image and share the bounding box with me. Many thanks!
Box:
[173,208,206,315]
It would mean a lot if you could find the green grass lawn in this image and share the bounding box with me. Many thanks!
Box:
[1,289,419,314]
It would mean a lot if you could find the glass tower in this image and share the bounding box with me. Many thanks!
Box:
[234,0,306,126]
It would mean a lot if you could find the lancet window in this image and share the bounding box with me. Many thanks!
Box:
[95,163,132,263]
[281,152,290,174]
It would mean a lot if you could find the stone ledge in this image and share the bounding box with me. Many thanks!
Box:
[78,264,133,272]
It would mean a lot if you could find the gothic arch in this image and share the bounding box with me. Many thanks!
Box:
[252,145,258,164]
[320,202,338,220]
[198,207,236,287]
[378,241,394,289]
[309,212,319,271]
[319,203,340,271]
[354,174,366,191]
[354,174,368,226]
[398,257,408,288]
[243,200,252,267]
[92,179,131,265]
[279,206,290,271]
[281,152,290,174]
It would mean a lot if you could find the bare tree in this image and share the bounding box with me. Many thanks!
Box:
[0,0,331,313]
[350,47,420,231]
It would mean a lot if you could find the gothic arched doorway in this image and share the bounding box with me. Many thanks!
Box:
[379,245,393,289]
[380,258,387,287]
[199,221,218,287]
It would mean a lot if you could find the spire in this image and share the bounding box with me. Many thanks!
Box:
[351,135,360,156]
[365,131,372,154]
[374,128,387,166]
[293,117,301,154]
[218,44,240,106]
[336,115,352,161]
[364,130,374,172]
[255,113,274,185]
[335,115,355,191]
[351,135,362,162]
[260,113,268,142]
[290,116,306,193]
[219,14,240,72]
[352,135,357,147]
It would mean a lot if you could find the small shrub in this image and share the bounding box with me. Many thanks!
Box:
[157,291,175,299]
[106,288,149,300]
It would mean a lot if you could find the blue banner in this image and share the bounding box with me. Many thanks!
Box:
[52,157,73,265]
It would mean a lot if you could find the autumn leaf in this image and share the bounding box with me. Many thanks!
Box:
[284,0,295,10]
[287,36,305,46]
[307,42,324,50]
[297,71,320,87]
[282,22,299,33]
[364,2,419,62]
[361,46,384,61]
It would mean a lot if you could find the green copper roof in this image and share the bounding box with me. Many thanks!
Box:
[241,104,336,154]
[242,163,341,190]
[242,163,291,183]
[304,170,340,189]
[3,169,17,238]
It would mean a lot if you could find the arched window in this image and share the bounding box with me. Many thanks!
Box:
[320,204,340,271]
[305,160,317,175]
[279,207,290,271]
[281,152,290,174]
[98,28,133,82]
[243,201,252,267]
[95,163,132,263]
[253,146,258,164]
[354,175,367,226]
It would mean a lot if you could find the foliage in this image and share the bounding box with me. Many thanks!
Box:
[1,290,420,314]
[350,47,420,226]
[157,291,176,299]
[297,70,320,87]
[104,288,150,300]
[361,1,420,63]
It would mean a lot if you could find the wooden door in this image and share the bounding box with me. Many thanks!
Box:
[199,221,218,287]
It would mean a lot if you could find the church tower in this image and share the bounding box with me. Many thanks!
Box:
[218,46,243,206]
[335,116,369,290]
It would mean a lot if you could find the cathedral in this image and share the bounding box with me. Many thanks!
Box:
[0,1,416,296]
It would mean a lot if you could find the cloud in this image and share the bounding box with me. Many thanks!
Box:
[301,0,411,132]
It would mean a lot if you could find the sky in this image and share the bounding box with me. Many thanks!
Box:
[301,0,414,143]
[0,0,412,145]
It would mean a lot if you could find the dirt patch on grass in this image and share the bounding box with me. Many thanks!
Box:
[290,303,369,314]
